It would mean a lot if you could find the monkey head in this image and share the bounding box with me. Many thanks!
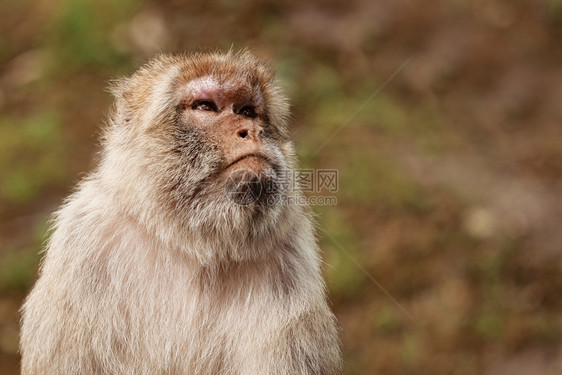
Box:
[102,52,299,260]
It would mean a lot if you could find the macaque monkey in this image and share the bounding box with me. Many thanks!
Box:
[20,52,342,374]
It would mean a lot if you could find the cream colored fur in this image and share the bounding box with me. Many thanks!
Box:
[20,52,341,374]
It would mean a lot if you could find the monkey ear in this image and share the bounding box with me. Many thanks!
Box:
[108,77,132,100]
[107,78,134,126]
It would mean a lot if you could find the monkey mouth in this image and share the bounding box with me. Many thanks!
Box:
[224,153,272,172]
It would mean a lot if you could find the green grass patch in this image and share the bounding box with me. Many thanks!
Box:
[317,206,365,295]
[44,0,140,72]
[0,110,67,204]
[339,149,427,210]
[0,248,41,292]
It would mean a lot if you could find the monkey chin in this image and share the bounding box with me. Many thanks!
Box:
[223,157,279,206]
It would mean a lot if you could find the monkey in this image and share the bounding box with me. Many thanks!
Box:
[19,51,342,374]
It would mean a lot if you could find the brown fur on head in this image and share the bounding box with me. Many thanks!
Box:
[111,52,290,136]
[99,51,298,263]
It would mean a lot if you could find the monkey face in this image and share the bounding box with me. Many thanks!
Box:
[173,75,288,206]
[107,52,296,253]
[108,53,297,240]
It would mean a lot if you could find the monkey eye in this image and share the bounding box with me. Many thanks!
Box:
[239,106,257,118]
[192,100,217,112]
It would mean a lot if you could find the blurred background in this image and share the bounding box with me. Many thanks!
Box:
[1,0,561,373]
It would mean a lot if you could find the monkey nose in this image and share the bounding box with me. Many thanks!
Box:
[236,126,262,141]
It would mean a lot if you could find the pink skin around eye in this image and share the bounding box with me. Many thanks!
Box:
[186,76,260,112]
[189,78,228,109]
